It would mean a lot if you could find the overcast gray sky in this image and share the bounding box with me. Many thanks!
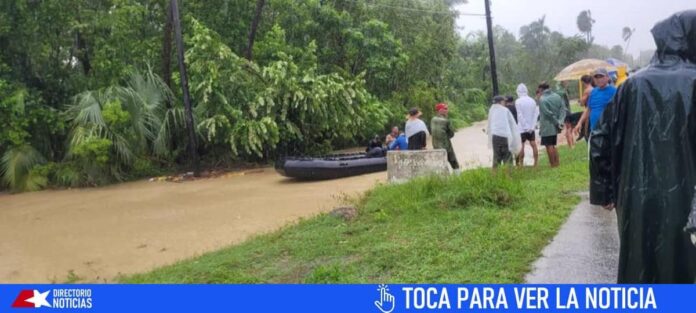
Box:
[454,0,693,57]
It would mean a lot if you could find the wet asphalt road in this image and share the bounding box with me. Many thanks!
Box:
[525,192,620,283]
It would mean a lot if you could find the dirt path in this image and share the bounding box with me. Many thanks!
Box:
[0,121,506,283]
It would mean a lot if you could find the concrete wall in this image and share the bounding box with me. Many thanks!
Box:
[387,149,452,183]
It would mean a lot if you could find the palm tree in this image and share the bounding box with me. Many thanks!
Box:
[520,15,551,52]
[622,27,636,54]
[577,10,595,44]
[65,67,181,184]
[0,89,49,192]
[1,144,47,192]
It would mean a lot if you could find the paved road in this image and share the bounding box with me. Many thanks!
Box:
[525,192,619,283]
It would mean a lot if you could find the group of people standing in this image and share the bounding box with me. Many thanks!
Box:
[366,10,696,284]
[485,67,617,172]
[588,10,696,283]
[487,9,696,284]
[485,82,562,172]
[370,66,619,177]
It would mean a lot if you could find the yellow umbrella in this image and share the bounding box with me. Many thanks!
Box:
[554,59,617,81]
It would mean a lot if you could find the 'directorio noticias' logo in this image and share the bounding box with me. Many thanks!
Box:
[11,288,93,309]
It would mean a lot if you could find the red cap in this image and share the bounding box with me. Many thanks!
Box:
[435,103,448,111]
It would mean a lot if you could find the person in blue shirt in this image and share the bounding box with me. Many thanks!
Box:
[574,68,617,134]
[388,131,408,150]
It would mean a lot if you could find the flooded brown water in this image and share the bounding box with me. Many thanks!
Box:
[0,121,521,283]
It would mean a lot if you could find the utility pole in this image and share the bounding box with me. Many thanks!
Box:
[171,0,200,176]
[484,0,499,96]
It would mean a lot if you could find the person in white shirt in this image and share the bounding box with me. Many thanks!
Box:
[514,84,539,167]
[405,108,429,150]
[487,95,521,174]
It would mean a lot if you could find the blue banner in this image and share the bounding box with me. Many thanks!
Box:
[0,284,687,312]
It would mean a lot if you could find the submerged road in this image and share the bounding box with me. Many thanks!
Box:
[0,120,615,283]
[0,122,493,283]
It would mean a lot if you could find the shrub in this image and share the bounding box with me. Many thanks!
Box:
[0,144,47,192]
[69,137,114,185]
[65,68,177,186]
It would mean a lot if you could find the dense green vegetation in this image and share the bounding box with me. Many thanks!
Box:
[123,143,589,283]
[0,1,630,191]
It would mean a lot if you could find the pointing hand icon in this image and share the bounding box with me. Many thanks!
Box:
[374,285,395,313]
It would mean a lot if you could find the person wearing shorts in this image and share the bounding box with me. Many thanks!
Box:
[521,131,535,143]
[515,83,539,166]
[538,82,565,168]
[540,134,557,146]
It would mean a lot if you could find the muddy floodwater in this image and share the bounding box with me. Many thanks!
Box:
[0,121,524,283]
[0,168,385,283]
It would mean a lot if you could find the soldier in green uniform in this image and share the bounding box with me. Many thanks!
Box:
[430,102,459,171]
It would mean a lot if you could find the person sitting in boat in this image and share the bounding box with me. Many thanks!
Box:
[385,126,399,147]
[388,131,408,150]
[405,107,428,150]
[365,135,386,157]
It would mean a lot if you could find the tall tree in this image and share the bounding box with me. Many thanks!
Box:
[576,10,595,44]
[622,26,635,54]
[610,45,624,60]
[171,0,200,176]
[520,16,550,53]
[74,4,92,76]
[162,1,174,90]
[244,0,266,60]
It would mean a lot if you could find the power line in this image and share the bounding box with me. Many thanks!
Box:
[335,0,486,16]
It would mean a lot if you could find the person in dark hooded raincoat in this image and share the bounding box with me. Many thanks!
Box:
[589,10,696,283]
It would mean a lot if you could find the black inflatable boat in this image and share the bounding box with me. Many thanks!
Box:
[275,153,387,180]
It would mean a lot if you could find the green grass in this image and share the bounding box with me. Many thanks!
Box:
[123,143,590,283]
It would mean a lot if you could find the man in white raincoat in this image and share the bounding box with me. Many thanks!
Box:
[514,84,539,166]
[487,95,521,174]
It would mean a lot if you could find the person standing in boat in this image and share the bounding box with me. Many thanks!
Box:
[405,108,428,150]
[430,102,459,171]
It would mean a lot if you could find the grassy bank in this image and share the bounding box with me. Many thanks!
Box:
[124,143,589,283]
